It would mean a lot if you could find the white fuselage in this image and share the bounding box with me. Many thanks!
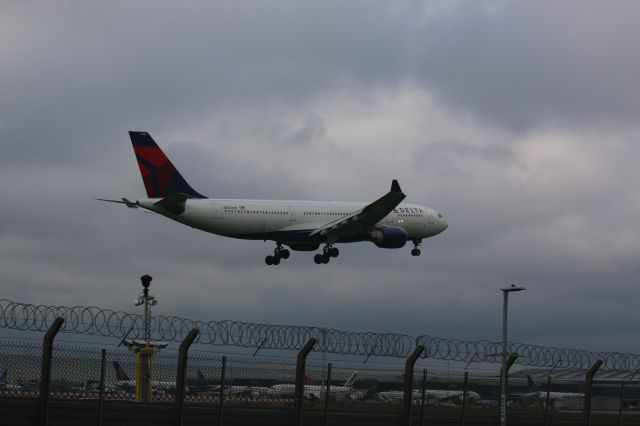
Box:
[375,389,481,403]
[269,383,355,399]
[137,198,448,245]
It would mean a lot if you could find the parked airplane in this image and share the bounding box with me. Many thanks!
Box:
[269,372,358,400]
[517,376,584,407]
[98,132,448,265]
[0,369,21,391]
[186,370,219,394]
[375,388,481,404]
[189,370,268,396]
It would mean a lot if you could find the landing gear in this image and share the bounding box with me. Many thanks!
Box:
[314,254,329,264]
[265,255,280,265]
[314,244,339,264]
[265,243,290,266]
[411,239,422,257]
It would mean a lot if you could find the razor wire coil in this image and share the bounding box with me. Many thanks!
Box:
[1,299,638,369]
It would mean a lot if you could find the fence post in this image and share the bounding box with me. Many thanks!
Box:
[618,381,625,426]
[39,317,64,426]
[323,362,332,426]
[461,371,469,426]
[174,328,200,426]
[98,348,106,426]
[218,356,227,426]
[584,360,603,426]
[294,338,317,426]
[544,376,552,426]
[401,345,425,426]
[420,369,427,426]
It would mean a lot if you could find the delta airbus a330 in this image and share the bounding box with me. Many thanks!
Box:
[98,132,448,265]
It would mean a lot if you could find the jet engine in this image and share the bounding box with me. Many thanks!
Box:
[369,226,408,249]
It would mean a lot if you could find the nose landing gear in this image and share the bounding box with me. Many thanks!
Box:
[314,244,339,264]
[411,239,422,257]
[265,244,290,265]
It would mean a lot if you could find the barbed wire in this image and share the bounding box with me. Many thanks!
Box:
[1,299,638,369]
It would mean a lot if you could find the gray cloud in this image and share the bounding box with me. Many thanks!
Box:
[410,1,640,130]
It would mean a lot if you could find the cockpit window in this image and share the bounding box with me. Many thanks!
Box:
[438,213,443,218]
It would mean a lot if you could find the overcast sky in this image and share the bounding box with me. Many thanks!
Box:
[1,1,639,356]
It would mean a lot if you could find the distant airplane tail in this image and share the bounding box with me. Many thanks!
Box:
[112,361,131,381]
[129,131,205,199]
[197,370,207,383]
[303,374,313,385]
[527,375,535,391]
[0,369,7,384]
[343,372,357,389]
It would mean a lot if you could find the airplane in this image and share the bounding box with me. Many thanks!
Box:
[98,131,448,265]
[269,372,358,400]
[515,376,584,407]
[374,388,481,404]
[0,369,21,391]
[187,370,219,394]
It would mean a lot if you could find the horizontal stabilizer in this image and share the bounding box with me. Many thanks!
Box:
[153,192,188,214]
[95,198,139,208]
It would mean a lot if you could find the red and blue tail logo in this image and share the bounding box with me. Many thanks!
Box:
[129,131,205,199]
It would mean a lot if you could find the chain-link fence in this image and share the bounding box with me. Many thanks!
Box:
[4,336,640,426]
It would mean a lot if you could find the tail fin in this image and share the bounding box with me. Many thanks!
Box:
[197,370,207,383]
[343,372,357,389]
[129,131,205,199]
[527,375,535,391]
[112,361,131,381]
[0,369,7,384]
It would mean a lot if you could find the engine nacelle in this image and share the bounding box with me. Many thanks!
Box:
[369,226,408,249]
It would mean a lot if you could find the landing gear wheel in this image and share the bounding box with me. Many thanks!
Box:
[268,243,289,264]
[321,254,330,264]
[314,254,323,264]
[329,247,339,258]
[410,239,422,257]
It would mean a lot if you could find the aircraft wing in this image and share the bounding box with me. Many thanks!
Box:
[308,180,405,238]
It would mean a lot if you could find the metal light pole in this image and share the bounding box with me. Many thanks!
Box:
[500,284,525,426]
[121,275,168,402]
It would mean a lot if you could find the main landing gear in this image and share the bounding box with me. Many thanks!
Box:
[314,244,339,265]
[265,244,290,266]
[411,239,422,257]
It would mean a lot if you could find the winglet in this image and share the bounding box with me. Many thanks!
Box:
[390,179,402,193]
